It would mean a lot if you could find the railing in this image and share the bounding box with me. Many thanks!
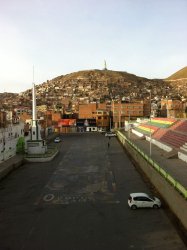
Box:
[116,130,187,199]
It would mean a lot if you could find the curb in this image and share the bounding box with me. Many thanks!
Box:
[0,155,24,181]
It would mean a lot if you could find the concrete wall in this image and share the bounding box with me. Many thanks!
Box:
[131,129,144,137]
[145,136,172,152]
[178,151,187,163]
[131,128,173,152]
[117,131,187,231]
[27,140,47,154]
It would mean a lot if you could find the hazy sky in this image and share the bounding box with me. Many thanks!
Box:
[0,0,187,93]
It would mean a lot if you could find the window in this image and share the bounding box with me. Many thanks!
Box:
[134,197,139,201]
[139,197,152,202]
[138,197,144,201]
[142,197,152,202]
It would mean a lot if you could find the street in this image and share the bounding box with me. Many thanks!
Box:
[0,133,186,250]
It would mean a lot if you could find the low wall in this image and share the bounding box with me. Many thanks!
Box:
[0,140,17,163]
[178,151,187,163]
[145,136,172,152]
[131,129,144,137]
[117,130,187,231]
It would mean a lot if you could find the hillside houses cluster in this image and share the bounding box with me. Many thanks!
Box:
[1,69,187,163]
[1,70,187,133]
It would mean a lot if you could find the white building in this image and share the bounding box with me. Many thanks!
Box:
[0,122,25,162]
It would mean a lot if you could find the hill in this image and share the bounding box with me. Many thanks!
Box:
[40,69,167,103]
[52,69,148,84]
[167,66,187,80]
[46,69,158,101]
[1,69,186,111]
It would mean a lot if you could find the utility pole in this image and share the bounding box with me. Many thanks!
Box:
[149,90,152,157]
[118,101,121,129]
[112,99,114,130]
[128,110,131,138]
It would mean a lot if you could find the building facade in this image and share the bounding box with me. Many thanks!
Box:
[161,99,185,118]
[112,101,144,128]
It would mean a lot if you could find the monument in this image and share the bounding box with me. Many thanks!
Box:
[26,83,47,155]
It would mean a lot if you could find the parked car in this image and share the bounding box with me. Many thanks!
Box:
[98,128,106,133]
[105,132,116,137]
[54,137,61,143]
[128,193,161,209]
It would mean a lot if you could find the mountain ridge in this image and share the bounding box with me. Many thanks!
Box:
[167,66,187,80]
[52,69,149,84]
[1,67,187,111]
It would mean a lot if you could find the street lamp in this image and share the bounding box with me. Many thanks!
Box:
[118,101,121,129]
[128,110,131,138]
[166,96,169,118]
[149,90,152,156]
[112,99,115,130]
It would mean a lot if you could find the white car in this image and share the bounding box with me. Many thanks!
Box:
[105,132,116,137]
[54,137,61,143]
[128,193,161,209]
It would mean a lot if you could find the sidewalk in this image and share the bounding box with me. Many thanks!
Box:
[0,133,58,181]
[0,154,24,181]
[124,131,187,189]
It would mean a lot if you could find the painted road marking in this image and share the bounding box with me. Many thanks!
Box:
[42,193,120,205]
[43,194,55,202]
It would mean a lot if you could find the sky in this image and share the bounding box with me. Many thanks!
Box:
[0,0,187,93]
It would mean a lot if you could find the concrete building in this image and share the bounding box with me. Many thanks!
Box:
[112,101,144,129]
[78,103,97,119]
[96,109,110,130]
[0,111,7,127]
[161,99,185,118]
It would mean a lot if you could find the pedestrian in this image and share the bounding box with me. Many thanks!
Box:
[108,142,110,148]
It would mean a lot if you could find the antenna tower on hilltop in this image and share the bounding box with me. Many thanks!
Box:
[104,60,107,70]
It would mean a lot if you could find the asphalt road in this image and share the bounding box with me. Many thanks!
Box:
[0,133,186,250]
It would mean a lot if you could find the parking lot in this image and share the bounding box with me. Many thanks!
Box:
[0,133,186,250]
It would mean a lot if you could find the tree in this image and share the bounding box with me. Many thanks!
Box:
[16,137,25,154]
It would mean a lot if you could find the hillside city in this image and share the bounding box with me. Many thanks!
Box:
[1,67,187,245]
[1,68,187,131]
[1,1,187,247]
